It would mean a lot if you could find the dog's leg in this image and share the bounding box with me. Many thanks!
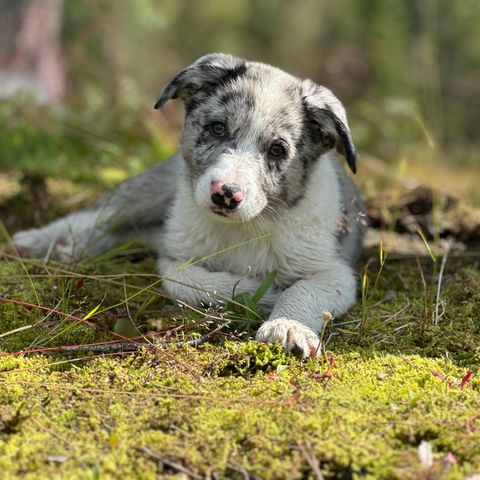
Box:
[158,257,281,309]
[11,208,130,261]
[12,154,180,260]
[255,263,357,358]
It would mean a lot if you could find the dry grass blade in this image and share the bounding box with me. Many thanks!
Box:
[0,325,33,338]
[433,237,453,325]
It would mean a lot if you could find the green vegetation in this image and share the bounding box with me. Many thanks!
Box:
[1,1,480,477]
[1,241,479,478]
[1,341,479,479]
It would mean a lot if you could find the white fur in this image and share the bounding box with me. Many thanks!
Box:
[158,152,356,357]
[13,156,357,360]
[12,210,112,261]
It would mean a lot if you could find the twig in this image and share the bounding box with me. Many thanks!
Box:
[137,447,203,479]
[433,238,453,326]
[44,338,201,354]
[298,442,324,480]
[7,322,229,356]
[398,353,415,369]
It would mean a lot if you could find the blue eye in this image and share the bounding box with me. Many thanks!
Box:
[210,122,226,136]
[268,143,285,157]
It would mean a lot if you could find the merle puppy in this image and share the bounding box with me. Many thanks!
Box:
[13,53,367,358]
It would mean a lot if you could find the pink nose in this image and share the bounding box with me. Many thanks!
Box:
[210,181,244,209]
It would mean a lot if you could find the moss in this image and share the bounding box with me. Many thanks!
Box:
[1,235,480,478]
[217,341,289,376]
[329,257,480,365]
[3,90,480,478]
[0,348,479,479]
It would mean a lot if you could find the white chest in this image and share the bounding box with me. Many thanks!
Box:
[160,155,341,285]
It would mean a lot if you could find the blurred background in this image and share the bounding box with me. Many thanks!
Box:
[0,0,479,233]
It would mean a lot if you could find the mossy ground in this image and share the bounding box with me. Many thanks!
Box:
[1,103,480,479]
[1,344,479,480]
[1,249,480,479]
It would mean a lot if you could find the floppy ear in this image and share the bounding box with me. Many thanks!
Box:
[302,80,358,174]
[154,53,247,110]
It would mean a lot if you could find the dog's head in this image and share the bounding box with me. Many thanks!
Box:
[155,53,357,222]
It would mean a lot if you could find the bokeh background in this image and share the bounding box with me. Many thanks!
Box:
[1,0,479,232]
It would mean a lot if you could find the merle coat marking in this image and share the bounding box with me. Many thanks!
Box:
[13,53,367,358]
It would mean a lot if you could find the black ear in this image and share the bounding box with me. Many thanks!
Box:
[317,107,357,174]
[302,81,358,174]
[154,53,247,110]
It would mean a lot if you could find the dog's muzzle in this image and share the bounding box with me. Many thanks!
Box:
[210,181,244,211]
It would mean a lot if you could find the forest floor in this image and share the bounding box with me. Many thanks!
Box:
[1,103,480,479]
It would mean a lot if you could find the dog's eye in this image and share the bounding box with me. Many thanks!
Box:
[210,122,226,137]
[268,143,285,158]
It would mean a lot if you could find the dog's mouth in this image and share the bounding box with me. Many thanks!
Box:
[209,206,246,221]
[208,202,266,223]
[210,208,229,218]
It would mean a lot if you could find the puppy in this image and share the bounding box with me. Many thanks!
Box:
[13,53,367,358]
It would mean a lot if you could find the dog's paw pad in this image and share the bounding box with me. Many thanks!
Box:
[255,318,321,359]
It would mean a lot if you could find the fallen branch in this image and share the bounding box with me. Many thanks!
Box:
[45,336,208,354]
[4,322,229,356]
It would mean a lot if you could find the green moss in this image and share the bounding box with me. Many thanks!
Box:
[329,258,480,365]
[217,341,289,376]
[0,348,479,479]
[1,237,480,478]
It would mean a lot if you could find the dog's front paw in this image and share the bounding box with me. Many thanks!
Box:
[255,318,320,359]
